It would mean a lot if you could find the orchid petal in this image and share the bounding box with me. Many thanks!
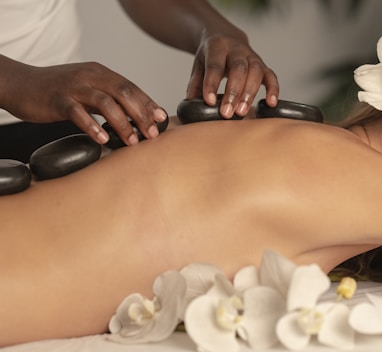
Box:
[108,293,148,334]
[276,311,311,350]
[377,36,382,63]
[180,262,224,300]
[354,64,382,94]
[108,271,186,344]
[239,286,286,349]
[185,295,240,352]
[207,273,236,299]
[318,303,355,350]
[109,315,122,334]
[287,264,330,311]
[179,263,223,320]
[108,323,155,344]
[358,91,382,111]
[259,249,296,298]
[367,293,382,315]
[149,271,187,341]
[354,36,382,110]
[349,298,382,335]
[233,265,259,292]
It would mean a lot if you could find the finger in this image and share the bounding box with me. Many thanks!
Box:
[201,47,227,107]
[186,60,205,100]
[61,98,113,145]
[73,87,139,146]
[262,68,279,107]
[220,55,249,118]
[234,58,265,117]
[112,80,167,140]
[84,66,167,141]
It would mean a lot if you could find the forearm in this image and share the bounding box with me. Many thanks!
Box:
[0,54,31,113]
[117,0,248,54]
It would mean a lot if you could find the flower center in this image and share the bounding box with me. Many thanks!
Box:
[128,297,161,326]
[336,277,357,300]
[297,308,324,335]
[216,295,244,331]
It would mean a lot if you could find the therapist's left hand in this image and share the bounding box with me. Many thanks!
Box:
[186,31,279,118]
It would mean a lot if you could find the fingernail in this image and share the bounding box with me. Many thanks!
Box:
[270,95,277,106]
[97,131,109,144]
[148,124,159,138]
[222,103,233,118]
[128,133,139,145]
[237,102,248,115]
[154,108,167,122]
[208,93,217,105]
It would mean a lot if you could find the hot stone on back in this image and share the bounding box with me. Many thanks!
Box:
[30,134,102,180]
[0,159,32,195]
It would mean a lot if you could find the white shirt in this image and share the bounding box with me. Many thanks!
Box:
[0,0,81,125]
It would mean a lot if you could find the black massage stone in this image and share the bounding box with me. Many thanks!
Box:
[177,94,243,124]
[103,114,169,150]
[256,99,324,123]
[29,134,102,180]
[0,159,32,195]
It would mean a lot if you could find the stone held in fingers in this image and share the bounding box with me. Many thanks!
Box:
[103,112,169,150]
[29,134,102,180]
[0,159,32,196]
[177,94,243,124]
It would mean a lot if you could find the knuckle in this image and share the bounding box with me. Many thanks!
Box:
[95,93,114,109]
[205,35,224,48]
[248,59,265,72]
[227,90,240,99]
[136,112,150,125]
[230,58,248,74]
[62,100,82,119]
[206,61,225,75]
[116,80,136,98]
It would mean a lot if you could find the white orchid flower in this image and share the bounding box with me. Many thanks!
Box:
[354,36,382,110]
[349,293,382,335]
[107,270,186,344]
[276,265,355,350]
[178,262,225,320]
[259,249,297,298]
[185,268,286,352]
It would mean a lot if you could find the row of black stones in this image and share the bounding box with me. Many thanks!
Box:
[0,134,102,196]
[0,99,323,196]
[0,114,170,196]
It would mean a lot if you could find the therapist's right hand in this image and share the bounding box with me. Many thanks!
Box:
[0,56,167,145]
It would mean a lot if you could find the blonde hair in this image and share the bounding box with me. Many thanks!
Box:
[334,102,382,129]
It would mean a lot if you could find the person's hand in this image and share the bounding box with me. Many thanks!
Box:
[3,60,167,145]
[186,31,279,119]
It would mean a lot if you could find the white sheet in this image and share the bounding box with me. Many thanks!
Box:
[3,282,382,352]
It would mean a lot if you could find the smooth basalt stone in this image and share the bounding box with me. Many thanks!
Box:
[256,99,324,123]
[103,113,169,150]
[29,134,102,180]
[177,94,243,124]
[0,159,32,196]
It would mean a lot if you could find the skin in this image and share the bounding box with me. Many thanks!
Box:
[1,115,382,347]
[0,0,278,146]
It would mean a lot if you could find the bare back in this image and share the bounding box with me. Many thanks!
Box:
[1,118,382,345]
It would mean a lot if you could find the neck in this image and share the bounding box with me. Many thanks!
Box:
[349,117,382,153]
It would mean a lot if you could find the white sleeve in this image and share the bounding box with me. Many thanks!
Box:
[0,0,82,125]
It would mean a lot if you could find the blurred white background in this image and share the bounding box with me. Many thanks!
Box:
[77,0,382,119]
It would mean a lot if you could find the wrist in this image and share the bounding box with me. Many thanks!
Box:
[0,55,33,115]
